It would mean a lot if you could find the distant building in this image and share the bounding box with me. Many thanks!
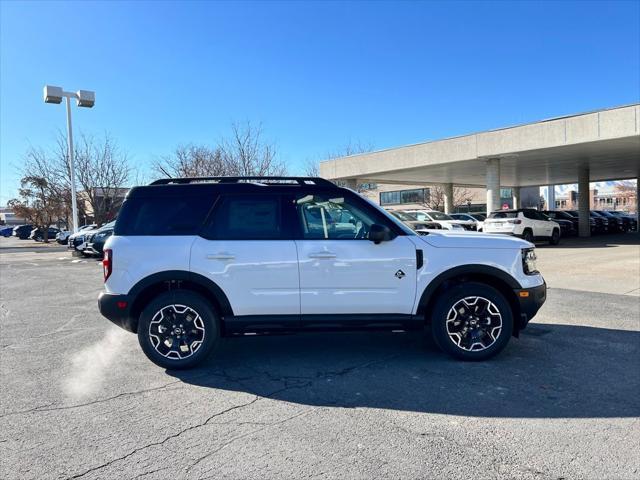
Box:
[357,183,540,213]
[0,207,26,226]
[554,187,637,212]
[77,187,129,224]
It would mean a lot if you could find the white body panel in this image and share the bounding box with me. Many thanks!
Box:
[296,236,417,314]
[104,235,194,295]
[190,238,300,316]
[409,232,545,314]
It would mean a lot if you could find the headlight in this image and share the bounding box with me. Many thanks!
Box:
[522,248,538,275]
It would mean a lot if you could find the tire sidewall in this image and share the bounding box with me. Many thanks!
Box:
[431,282,513,361]
[550,228,560,245]
[522,229,534,243]
[137,290,219,369]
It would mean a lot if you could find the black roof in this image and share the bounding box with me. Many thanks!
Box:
[128,176,339,198]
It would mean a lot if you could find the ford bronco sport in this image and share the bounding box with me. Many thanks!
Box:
[99,177,546,369]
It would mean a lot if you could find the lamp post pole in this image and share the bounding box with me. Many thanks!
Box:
[44,85,95,233]
[64,96,79,234]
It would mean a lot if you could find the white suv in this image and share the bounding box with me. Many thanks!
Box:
[99,177,547,369]
[484,209,561,245]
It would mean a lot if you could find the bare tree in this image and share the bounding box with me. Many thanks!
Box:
[424,185,474,211]
[152,121,286,180]
[8,176,65,242]
[69,133,130,225]
[220,121,286,176]
[153,144,226,178]
[303,159,319,177]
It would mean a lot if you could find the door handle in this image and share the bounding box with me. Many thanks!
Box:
[207,253,235,260]
[308,252,337,259]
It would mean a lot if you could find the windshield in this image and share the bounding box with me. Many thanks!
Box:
[427,211,453,221]
[489,211,518,219]
[390,211,417,221]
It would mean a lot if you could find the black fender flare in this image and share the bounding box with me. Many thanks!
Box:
[128,270,234,318]
[416,264,522,317]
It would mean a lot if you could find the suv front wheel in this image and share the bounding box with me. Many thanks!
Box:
[137,290,220,369]
[430,282,513,361]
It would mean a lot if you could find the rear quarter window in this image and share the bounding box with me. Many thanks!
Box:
[115,196,215,235]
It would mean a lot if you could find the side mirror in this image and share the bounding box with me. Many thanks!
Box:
[369,224,393,244]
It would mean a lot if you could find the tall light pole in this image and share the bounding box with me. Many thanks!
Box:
[43,85,95,233]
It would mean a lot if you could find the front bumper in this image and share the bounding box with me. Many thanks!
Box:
[98,292,136,332]
[514,281,547,330]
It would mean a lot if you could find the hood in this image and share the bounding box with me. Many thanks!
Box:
[419,230,532,249]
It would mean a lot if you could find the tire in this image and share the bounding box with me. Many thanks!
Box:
[430,282,514,361]
[549,228,560,245]
[522,229,534,243]
[137,290,220,369]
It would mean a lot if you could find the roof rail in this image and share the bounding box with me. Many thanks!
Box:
[149,176,336,187]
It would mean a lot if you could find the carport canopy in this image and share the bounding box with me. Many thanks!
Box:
[320,104,640,237]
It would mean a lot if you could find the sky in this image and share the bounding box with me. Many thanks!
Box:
[1,0,639,204]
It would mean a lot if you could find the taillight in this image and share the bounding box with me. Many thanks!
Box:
[507,219,522,224]
[103,249,112,282]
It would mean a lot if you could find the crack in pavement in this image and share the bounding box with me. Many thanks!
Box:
[65,395,262,479]
[63,354,402,479]
[188,409,311,473]
[0,381,182,418]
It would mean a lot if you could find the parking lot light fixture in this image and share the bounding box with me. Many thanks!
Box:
[43,85,95,233]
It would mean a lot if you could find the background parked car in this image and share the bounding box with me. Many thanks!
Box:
[403,210,466,230]
[593,210,629,233]
[387,211,442,232]
[567,211,607,233]
[540,214,575,236]
[449,213,485,231]
[12,224,34,239]
[29,227,60,242]
[607,210,637,231]
[56,224,96,245]
[85,222,115,256]
[0,226,13,237]
[484,209,561,244]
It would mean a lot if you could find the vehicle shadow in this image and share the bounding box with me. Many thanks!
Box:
[535,232,640,249]
[167,323,640,419]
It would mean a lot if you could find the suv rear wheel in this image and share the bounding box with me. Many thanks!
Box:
[549,228,560,245]
[430,282,513,361]
[137,290,219,369]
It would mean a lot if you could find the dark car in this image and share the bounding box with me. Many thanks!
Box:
[86,226,114,256]
[542,210,582,234]
[29,227,61,242]
[0,226,13,237]
[594,210,630,233]
[540,213,575,236]
[607,211,637,231]
[12,224,34,239]
[567,211,607,233]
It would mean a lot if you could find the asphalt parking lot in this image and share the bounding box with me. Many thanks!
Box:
[1,234,639,479]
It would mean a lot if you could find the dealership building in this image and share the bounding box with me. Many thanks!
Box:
[320,104,640,236]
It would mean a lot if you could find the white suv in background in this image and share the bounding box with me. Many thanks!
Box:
[99,177,547,369]
[404,210,466,230]
[484,209,561,245]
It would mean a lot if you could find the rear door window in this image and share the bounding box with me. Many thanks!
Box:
[205,194,287,240]
[115,196,214,235]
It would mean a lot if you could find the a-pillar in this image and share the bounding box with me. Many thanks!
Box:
[486,158,501,215]
[443,183,454,214]
[578,166,590,237]
[512,187,521,209]
[547,185,556,210]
